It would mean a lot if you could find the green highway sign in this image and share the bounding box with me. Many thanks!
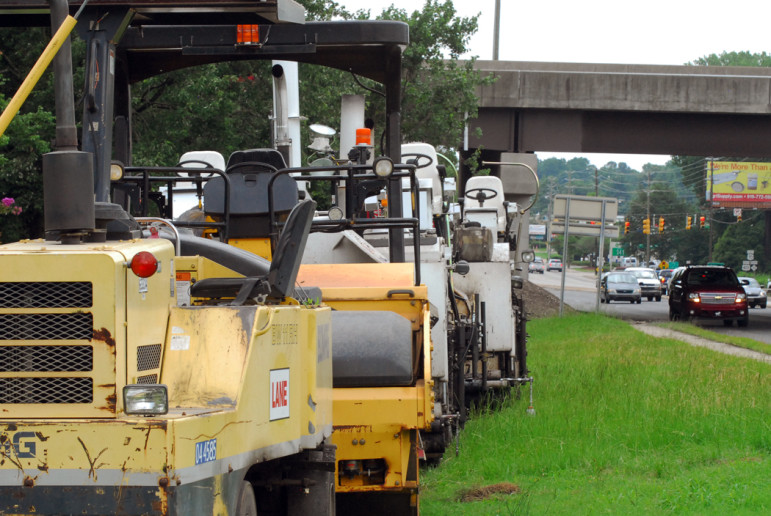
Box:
[612,247,624,256]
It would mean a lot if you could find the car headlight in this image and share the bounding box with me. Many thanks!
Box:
[124,384,168,416]
[736,293,747,303]
[521,250,535,263]
[688,292,701,302]
[634,288,641,294]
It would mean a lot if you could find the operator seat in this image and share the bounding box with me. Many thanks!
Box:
[203,148,298,239]
[190,199,316,303]
[463,175,506,233]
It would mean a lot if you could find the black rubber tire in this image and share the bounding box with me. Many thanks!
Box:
[738,317,749,328]
[636,298,641,304]
[723,319,733,327]
[656,296,661,302]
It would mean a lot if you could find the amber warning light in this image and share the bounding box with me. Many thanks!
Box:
[130,251,158,278]
[237,25,260,45]
[355,128,372,146]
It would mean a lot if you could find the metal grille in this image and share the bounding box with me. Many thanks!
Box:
[137,344,162,371]
[701,293,738,304]
[0,377,92,403]
[0,313,93,340]
[0,345,92,372]
[0,282,93,308]
[136,374,158,384]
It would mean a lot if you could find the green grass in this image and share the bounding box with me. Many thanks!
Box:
[656,321,771,355]
[421,313,771,515]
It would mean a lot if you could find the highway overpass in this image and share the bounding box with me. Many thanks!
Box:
[466,60,771,160]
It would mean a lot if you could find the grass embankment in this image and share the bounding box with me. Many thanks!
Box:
[421,313,771,515]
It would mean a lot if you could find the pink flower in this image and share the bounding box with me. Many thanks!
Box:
[1,197,13,207]
[12,206,22,215]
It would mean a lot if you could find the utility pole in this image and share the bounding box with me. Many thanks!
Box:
[645,168,651,265]
[708,158,714,262]
[492,0,500,60]
[546,182,557,259]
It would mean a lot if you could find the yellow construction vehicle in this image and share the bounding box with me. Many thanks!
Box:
[0,1,411,514]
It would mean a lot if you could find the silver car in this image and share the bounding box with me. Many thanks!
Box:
[600,272,642,304]
[738,277,766,308]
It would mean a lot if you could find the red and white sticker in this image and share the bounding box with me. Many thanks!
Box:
[270,368,290,421]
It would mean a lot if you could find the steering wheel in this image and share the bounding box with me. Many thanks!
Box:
[401,152,434,170]
[465,187,499,206]
[225,161,279,174]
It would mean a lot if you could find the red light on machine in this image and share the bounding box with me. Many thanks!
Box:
[355,128,372,146]
[130,251,158,278]
[237,25,260,44]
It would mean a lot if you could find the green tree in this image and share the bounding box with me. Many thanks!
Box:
[713,213,766,270]
[0,90,53,242]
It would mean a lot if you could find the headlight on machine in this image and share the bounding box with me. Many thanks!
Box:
[373,157,394,178]
[124,384,169,416]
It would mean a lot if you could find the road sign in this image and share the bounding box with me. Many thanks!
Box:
[612,247,624,256]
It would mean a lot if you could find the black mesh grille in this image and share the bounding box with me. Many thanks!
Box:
[136,374,158,384]
[0,377,93,403]
[0,282,93,308]
[0,313,93,340]
[0,345,93,372]
[137,344,162,371]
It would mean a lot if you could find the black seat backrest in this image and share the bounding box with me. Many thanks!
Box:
[203,149,298,239]
[268,199,316,297]
[227,148,287,171]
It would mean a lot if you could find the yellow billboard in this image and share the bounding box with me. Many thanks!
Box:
[708,161,771,203]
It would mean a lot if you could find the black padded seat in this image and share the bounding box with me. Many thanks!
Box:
[227,148,288,171]
[203,148,298,239]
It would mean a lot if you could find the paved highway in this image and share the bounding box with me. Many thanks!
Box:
[529,266,771,345]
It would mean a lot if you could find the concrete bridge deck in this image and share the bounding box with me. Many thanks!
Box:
[469,61,771,157]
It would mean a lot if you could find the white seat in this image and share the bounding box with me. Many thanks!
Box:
[401,143,443,216]
[463,176,506,232]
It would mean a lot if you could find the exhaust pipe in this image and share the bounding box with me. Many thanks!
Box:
[43,0,94,241]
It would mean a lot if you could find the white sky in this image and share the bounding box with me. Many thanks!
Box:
[338,0,771,170]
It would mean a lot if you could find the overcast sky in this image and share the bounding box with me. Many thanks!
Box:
[337,0,771,170]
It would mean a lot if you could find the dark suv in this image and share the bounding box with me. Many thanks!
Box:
[668,265,748,326]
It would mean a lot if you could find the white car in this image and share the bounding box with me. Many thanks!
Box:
[625,267,662,301]
[739,277,766,308]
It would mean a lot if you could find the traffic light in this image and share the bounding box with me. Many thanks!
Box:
[686,216,692,230]
[737,210,742,222]
[699,216,706,229]
[624,221,630,235]
[643,218,650,234]
[658,217,665,233]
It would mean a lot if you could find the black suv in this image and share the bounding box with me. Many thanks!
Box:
[668,265,748,326]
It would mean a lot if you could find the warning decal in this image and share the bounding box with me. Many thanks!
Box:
[270,368,290,421]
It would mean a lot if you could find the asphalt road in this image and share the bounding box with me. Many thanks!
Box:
[529,266,771,345]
